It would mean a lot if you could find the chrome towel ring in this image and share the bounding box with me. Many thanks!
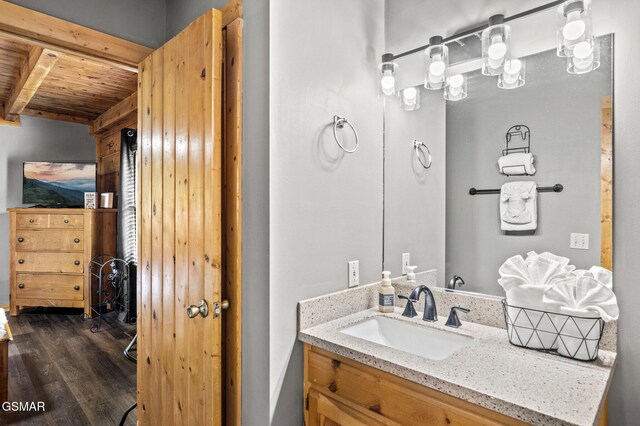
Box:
[333,115,359,153]
[414,140,432,169]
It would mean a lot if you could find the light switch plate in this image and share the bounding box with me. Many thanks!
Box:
[570,233,590,250]
[348,260,359,287]
[402,253,410,275]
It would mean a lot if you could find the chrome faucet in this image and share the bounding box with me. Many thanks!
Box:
[408,285,438,322]
[446,275,465,291]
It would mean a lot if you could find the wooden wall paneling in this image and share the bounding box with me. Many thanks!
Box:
[0,2,152,71]
[150,47,165,425]
[20,108,90,124]
[4,46,59,120]
[91,91,138,135]
[601,96,613,270]
[137,53,153,425]
[161,31,177,425]
[223,17,243,426]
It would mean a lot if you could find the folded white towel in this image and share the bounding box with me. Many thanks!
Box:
[543,275,618,360]
[498,153,536,176]
[498,253,574,348]
[500,181,537,231]
[572,266,612,290]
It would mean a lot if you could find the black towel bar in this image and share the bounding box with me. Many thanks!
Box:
[469,184,563,195]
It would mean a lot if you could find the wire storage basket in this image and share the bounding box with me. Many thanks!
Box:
[502,299,605,361]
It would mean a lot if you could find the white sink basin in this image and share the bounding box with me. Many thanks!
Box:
[339,316,473,360]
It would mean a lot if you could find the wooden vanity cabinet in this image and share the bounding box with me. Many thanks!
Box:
[304,344,528,426]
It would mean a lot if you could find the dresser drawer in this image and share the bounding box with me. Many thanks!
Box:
[50,214,84,229]
[15,253,84,273]
[15,274,84,301]
[16,213,49,228]
[15,230,84,252]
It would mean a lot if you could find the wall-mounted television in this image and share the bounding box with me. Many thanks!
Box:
[23,162,97,207]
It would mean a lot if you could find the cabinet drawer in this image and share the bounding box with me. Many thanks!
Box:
[15,252,84,273]
[15,230,84,252]
[16,214,49,229]
[50,214,84,229]
[15,274,84,301]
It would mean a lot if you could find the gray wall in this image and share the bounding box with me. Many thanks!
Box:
[269,1,384,423]
[383,89,446,285]
[7,0,165,48]
[609,0,640,424]
[0,116,96,305]
[166,1,271,425]
[445,44,611,295]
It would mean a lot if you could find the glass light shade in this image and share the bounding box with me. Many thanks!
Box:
[498,58,526,89]
[557,0,593,57]
[378,54,399,99]
[424,37,449,90]
[444,74,467,101]
[567,37,600,74]
[402,87,421,111]
[482,19,511,76]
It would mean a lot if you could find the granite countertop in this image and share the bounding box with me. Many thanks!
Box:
[299,306,616,426]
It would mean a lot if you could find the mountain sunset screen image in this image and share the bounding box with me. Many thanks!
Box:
[23,162,96,206]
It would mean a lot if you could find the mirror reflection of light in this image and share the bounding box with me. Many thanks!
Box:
[563,10,586,41]
[380,70,395,96]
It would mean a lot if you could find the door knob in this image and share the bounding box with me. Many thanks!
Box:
[187,300,209,318]
[214,300,230,317]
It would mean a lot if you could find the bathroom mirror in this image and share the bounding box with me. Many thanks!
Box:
[383,29,613,297]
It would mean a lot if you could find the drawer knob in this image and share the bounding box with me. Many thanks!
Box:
[17,237,24,243]
[74,260,81,266]
[74,238,81,244]
[74,285,80,291]
[29,219,35,223]
[18,284,24,289]
[64,219,70,224]
[18,259,24,264]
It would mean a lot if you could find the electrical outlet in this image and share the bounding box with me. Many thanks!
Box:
[348,260,359,287]
[570,233,590,250]
[402,253,411,275]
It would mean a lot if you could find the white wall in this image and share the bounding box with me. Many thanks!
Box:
[269,0,384,423]
[0,116,96,304]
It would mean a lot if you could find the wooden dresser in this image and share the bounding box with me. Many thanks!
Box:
[8,208,117,318]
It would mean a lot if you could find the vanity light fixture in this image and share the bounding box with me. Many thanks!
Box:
[424,36,449,90]
[482,15,511,76]
[567,36,600,74]
[378,53,399,98]
[557,0,593,58]
[444,74,467,101]
[402,86,421,111]
[498,58,526,89]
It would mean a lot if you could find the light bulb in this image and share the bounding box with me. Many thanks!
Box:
[502,59,522,84]
[488,35,507,60]
[380,70,395,96]
[403,87,417,105]
[573,41,592,59]
[448,74,464,96]
[429,54,446,76]
[563,10,586,41]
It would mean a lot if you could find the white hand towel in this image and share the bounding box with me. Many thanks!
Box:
[498,254,573,348]
[543,275,618,360]
[500,181,537,231]
[498,153,536,176]
[572,266,612,290]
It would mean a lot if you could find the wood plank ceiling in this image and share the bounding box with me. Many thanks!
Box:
[0,2,149,127]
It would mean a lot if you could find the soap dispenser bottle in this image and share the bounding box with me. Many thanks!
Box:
[378,271,395,313]
[406,266,418,287]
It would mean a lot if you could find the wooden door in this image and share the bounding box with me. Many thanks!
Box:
[137,9,223,425]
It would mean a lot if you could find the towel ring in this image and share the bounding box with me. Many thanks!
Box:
[414,140,432,169]
[333,115,359,154]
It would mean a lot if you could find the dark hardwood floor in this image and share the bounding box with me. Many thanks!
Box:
[2,309,137,426]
